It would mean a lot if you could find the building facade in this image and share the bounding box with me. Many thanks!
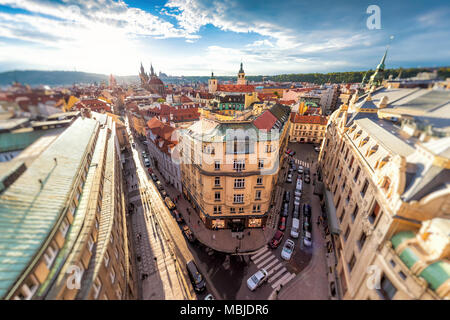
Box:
[318,86,450,300]
[289,113,328,144]
[179,104,290,231]
[0,113,137,300]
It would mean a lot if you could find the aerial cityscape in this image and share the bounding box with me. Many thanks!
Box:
[0,0,449,304]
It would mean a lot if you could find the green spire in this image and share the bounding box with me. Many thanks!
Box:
[239,62,244,73]
[377,48,388,72]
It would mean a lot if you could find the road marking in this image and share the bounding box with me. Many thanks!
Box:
[267,262,283,276]
[252,246,268,257]
[262,258,279,272]
[257,254,276,269]
[268,267,287,283]
[271,272,295,289]
[252,250,271,264]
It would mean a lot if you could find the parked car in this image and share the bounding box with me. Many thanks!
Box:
[303,218,312,233]
[290,218,300,238]
[141,150,147,157]
[204,294,215,300]
[173,210,184,224]
[160,189,167,198]
[305,167,310,175]
[303,203,312,217]
[144,158,151,167]
[164,196,176,210]
[304,175,311,184]
[278,217,287,231]
[186,260,206,292]
[284,191,291,203]
[298,165,304,174]
[294,189,302,198]
[182,225,196,243]
[269,230,284,249]
[281,239,295,261]
[151,173,157,181]
[293,204,300,219]
[304,231,312,247]
[314,146,320,152]
[289,158,295,165]
[294,196,301,206]
[247,269,268,291]
[286,174,293,183]
[132,142,136,148]
[291,164,296,171]
[147,167,153,174]
[281,203,289,217]
[296,178,303,193]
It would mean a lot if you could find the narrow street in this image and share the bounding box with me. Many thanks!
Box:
[124,116,198,300]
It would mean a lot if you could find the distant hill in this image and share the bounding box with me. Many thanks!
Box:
[0,70,140,87]
[1,67,448,87]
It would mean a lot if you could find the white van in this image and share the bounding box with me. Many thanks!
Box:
[290,218,300,238]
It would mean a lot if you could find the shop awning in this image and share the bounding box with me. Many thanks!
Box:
[324,189,341,235]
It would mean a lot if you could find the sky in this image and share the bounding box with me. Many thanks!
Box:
[0,0,449,76]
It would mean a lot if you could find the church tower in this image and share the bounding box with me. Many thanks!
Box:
[208,71,217,93]
[368,48,388,88]
[237,62,246,85]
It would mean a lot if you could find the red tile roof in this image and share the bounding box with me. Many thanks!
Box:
[253,109,278,130]
[290,112,328,125]
[217,84,255,93]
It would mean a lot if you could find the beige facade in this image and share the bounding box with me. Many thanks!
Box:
[180,104,290,231]
[318,86,450,300]
[289,113,328,144]
[0,113,136,300]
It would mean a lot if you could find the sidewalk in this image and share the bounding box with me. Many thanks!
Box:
[149,164,289,254]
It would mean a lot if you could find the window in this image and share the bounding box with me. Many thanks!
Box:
[399,271,407,281]
[252,204,261,213]
[88,235,95,252]
[233,160,245,171]
[115,287,122,300]
[351,204,359,222]
[361,179,369,197]
[214,192,221,201]
[335,196,341,210]
[256,177,263,185]
[43,242,59,269]
[348,156,354,169]
[104,251,110,267]
[358,232,367,250]
[214,161,220,170]
[214,177,220,187]
[346,189,352,204]
[348,253,357,273]
[239,207,244,213]
[341,179,346,191]
[258,159,264,169]
[265,144,273,153]
[339,209,346,223]
[60,218,70,237]
[378,274,397,300]
[110,234,114,244]
[344,225,350,241]
[230,207,236,214]
[114,247,119,260]
[369,201,380,224]
[93,277,102,299]
[213,206,222,214]
[234,178,245,189]
[354,166,361,182]
[14,275,39,300]
[255,190,261,200]
[95,217,99,230]
[233,194,244,204]
[110,268,116,284]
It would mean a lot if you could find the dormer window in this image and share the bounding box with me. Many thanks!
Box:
[359,136,369,147]
[354,130,362,139]
[366,145,379,157]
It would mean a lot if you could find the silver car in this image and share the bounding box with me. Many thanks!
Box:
[247,269,268,291]
[281,239,295,260]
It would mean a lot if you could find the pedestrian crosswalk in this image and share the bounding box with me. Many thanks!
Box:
[293,159,311,168]
[250,246,295,289]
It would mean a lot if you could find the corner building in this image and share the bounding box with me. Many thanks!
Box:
[180,104,290,231]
